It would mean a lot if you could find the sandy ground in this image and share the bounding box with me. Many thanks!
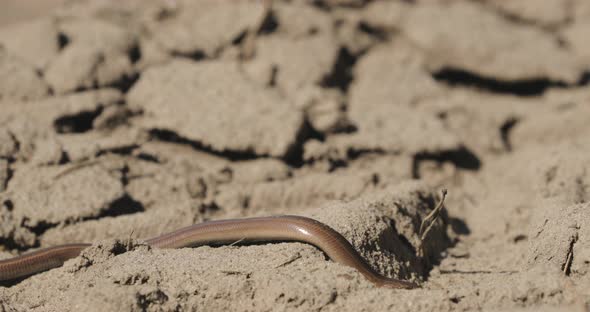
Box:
[0,0,67,27]
[0,0,590,311]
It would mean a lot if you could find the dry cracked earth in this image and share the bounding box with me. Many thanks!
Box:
[0,0,590,311]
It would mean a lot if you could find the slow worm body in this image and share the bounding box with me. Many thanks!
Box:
[0,216,417,289]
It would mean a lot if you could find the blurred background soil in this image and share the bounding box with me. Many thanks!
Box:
[0,0,67,27]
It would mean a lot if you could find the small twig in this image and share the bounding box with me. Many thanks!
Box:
[53,160,100,180]
[563,250,573,275]
[128,229,136,241]
[419,189,448,242]
[230,238,246,246]
[562,235,577,276]
[275,253,302,268]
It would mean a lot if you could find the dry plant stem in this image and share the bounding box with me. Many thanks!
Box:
[417,189,448,258]
[419,189,448,242]
[52,160,101,180]
[0,215,417,289]
[563,250,573,275]
[562,236,576,275]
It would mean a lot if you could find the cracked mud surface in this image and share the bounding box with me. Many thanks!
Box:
[1,1,590,311]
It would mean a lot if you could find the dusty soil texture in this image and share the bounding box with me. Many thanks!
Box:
[1,0,590,311]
